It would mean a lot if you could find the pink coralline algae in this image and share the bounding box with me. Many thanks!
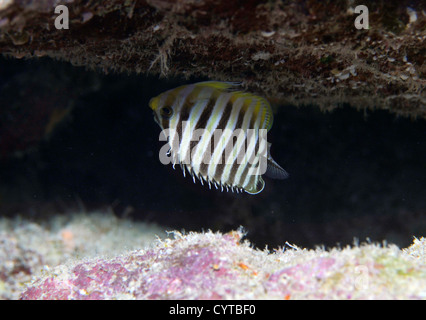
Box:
[265,257,337,296]
[21,232,243,300]
[20,231,426,300]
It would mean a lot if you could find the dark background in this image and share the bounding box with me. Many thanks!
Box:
[0,56,425,249]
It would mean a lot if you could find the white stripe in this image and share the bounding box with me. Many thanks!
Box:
[178,89,210,165]
[214,98,245,183]
[208,98,242,178]
[167,85,194,155]
[166,85,193,131]
[242,115,262,188]
[177,84,196,108]
[226,99,257,187]
[191,93,231,175]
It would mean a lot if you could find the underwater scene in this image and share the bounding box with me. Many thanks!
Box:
[0,0,425,300]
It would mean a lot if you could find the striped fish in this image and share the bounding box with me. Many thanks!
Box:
[149,81,288,194]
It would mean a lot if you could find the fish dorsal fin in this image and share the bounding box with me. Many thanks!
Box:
[259,97,273,131]
[194,81,241,91]
[188,81,241,104]
[195,81,273,130]
[231,92,273,131]
[235,93,273,131]
[245,177,265,195]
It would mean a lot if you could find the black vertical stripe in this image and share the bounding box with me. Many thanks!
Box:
[249,102,259,130]
[173,97,192,158]
[240,137,260,189]
[235,102,246,129]
[191,98,216,177]
[199,157,210,178]
[212,101,234,182]
[216,100,234,131]
[176,101,192,137]
[194,96,225,179]
[222,105,246,167]
[228,137,248,188]
[226,103,252,188]
[193,98,216,131]
[161,117,169,130]
[237,102,259,189]
[247,174,256,192]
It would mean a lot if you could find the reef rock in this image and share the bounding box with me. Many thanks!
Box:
[0,0,424,118]
[21,230,426,300]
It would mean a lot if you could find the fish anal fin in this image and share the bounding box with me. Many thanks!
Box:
[245,177,265,195]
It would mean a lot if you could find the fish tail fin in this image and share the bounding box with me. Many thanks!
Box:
[265,143,288,180]
[265,157,289,180]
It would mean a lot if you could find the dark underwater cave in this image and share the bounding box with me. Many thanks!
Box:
[0,56,425,249]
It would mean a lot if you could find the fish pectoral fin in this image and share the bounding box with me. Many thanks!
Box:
[265,157,289,180]
[245,177,265,195]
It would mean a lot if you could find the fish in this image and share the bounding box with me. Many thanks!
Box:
[149,81,288,194]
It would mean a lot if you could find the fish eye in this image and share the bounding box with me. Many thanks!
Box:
[160,106,173,118]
